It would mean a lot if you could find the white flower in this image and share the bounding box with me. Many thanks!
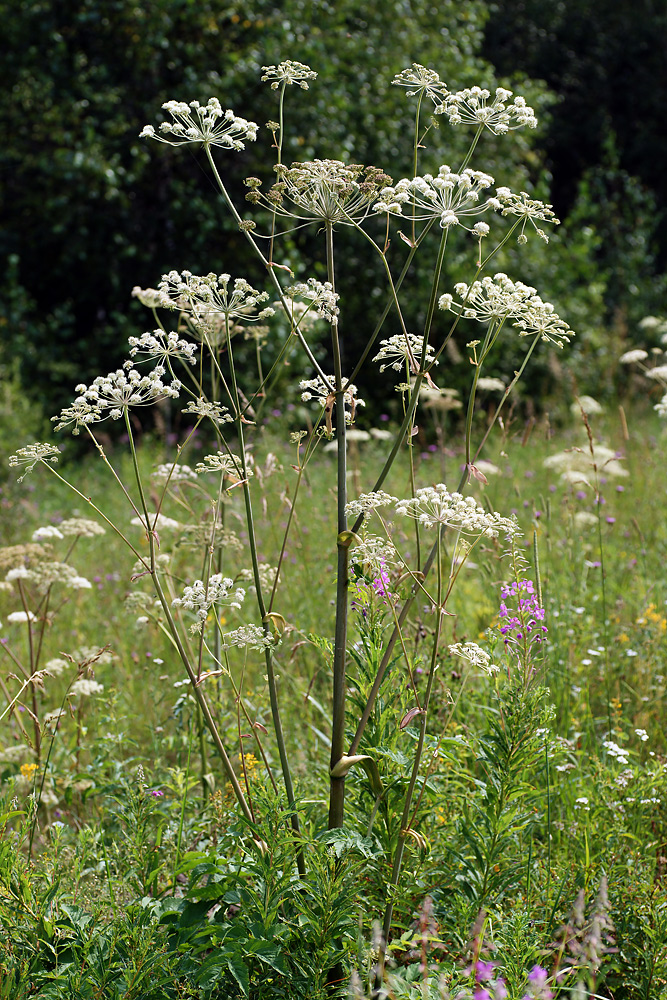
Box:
[491,187,559,243]
[140,98,258,149]
[344,491,398,519]
[58,518,106,537]
[299,375,364,423]
[172,574,245,621]
[439,272,537,325]
[440,86,538,134]
[476,376,506,392]
[247,159,391,226]
[635,728,649,742]
[574,797,590,811]
[157,270,273,326]
[350,534,398,574]
[261,61,317,90]
[195,453,251,480]
[603,739,630,764]
[53,366,181,435]
[46,658,69,676]
[6,567,30,581]
[372,334,437,374]
[392,63,448,106]
[396,486,518,538]
[131,512,183,532]
[449,641,497,673]
[182,397,233,424]
[571,395,603,416]
[287,279,339,323]
[8,443,60,482]
[128,330,197,365]
[32,526,64,541]
[619,349,648,364]
[70,678,105,697]
[221,624,274,649]
[544,445,627,482]
[375,166,495,231]
[7,611,36,623]
[69,576,93,590]
[646,365,667,382]
[573,511,598,530]
[512,298,572,347]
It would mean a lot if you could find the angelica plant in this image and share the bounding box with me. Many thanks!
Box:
[8,58,574,972]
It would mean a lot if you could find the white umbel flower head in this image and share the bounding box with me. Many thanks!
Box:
[439,272,537,325]
[287,279,339,323]
[8,443,60,482]
[372,334,438,374]
[439,86,538,134]
[128,330,197,366]
[157,271,273,325]
[396,486,518,538]
[246,159,391,226]
[392,63,448,106]
[619,349,649,364]
[172,574,245,621]
[490,188,560,243]
[375,166,495,231]
[32,526,64,541]
[221,623,275,649]
[140,99,258,149]
[261,61,317,90]
[344,491,398,519]
[449,641,498,674]
[58,518,106,537]
[299,375,365,425]
[70,678,105,697]
[53,366,181,435]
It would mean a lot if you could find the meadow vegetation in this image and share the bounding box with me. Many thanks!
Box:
[1,59,667,1000]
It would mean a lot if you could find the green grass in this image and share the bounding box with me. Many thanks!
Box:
[1,398,667,998]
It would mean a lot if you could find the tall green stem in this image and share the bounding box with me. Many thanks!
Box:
[327,221,350,831]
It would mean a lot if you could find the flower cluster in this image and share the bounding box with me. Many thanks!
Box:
[157,271,274,326]
[246,159,391,225]
[344,491,398,520]
[182,398,233,424]
[498,579,547,650]
[375,166,495,232]
[392,63,448,106]
[172,574,245,621]
[140,99,258,149]
[543,444,627,486]
[396,486,518,538]
[299,375,364,424]
[350,534,398,575]
[8,443,60,481]
[372,333,437,373]
[58,518,106,537]
[439,86,538,134]
[195,452,251,481]
[449,641,497,674]
[493,187,559,243]
[439,273,572,347]
[221,623,274,649]
[439,272,537,324]
[261,61,317,90]
[287,279,339,323]
[128,330,197,365]
[52,366,181,435]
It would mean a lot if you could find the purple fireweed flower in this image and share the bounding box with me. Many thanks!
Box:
[372,563,392,598]
[498,580,547,651]
[523,965,553,999]
[474,990,492,1000]
[475,960,496,982]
